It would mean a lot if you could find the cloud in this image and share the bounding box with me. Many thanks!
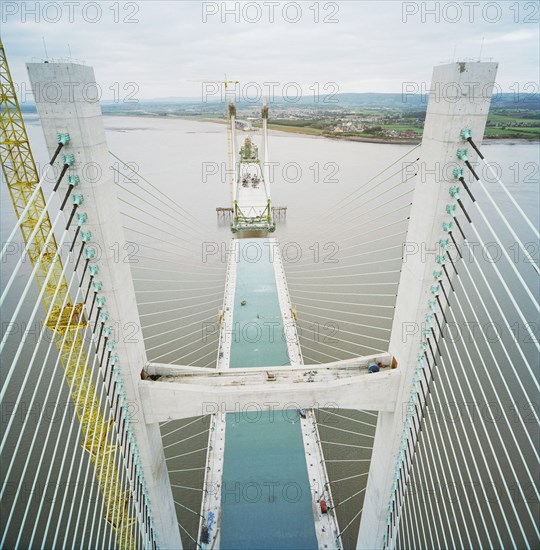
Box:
[1,0,538,99]
[483,28,537,43]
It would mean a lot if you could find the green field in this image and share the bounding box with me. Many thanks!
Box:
[178,108,540,142]
[267,123,324,136]
[484,126,540,138]
[266,110,539,141]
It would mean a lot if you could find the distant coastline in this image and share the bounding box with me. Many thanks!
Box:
[22,109,539,144]
[103,113,537,144]
[101,112,539,144]
[21,93,539,143]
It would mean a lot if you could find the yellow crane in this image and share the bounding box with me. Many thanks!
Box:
[224,76,240,207]
[0,41,137,548]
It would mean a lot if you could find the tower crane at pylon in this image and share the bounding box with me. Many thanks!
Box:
[0,40,137,549]
[191,75,239,203]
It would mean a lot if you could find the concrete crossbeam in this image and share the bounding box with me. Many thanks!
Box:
[140,354,400,422]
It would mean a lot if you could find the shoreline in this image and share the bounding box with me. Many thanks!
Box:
[173,116,540,144]
[178,116,539,144]
[320,134,420,145]
[163,115,540,144]
[26,111,539,144]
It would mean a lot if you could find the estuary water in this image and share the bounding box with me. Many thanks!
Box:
[1,114,538,549]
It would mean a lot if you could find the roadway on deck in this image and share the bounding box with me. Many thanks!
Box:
[236,162,269,219]
[229,239,288,368]
[220,238,318,550]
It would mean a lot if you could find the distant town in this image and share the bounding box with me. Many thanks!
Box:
[22,93,539,143]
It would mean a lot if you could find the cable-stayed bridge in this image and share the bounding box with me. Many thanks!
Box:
[1,42,538,550]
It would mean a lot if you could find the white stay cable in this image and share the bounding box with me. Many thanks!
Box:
[0,221,70,381]
[438,343,524,546]
[2,297,86,547]
[0,163,55,261]
[475,176,539,275]
[468,199,539,309]
[0,191,64,308]
[454,259,540,423]
[0,262,79,453]
[451,268,540,451]
[444,297,540,504]
[479,157,539,239]
[27,316,96,548]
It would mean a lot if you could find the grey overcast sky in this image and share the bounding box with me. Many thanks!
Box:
[1,0,538,101]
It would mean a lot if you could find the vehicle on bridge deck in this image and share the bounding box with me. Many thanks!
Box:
[320,499,328,514]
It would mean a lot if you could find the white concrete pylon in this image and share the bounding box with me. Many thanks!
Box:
[357,61,498,549]
[27,61,182,550]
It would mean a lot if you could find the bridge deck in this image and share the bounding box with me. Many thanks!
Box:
[202,238,330,550]
[236,162,269,218]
